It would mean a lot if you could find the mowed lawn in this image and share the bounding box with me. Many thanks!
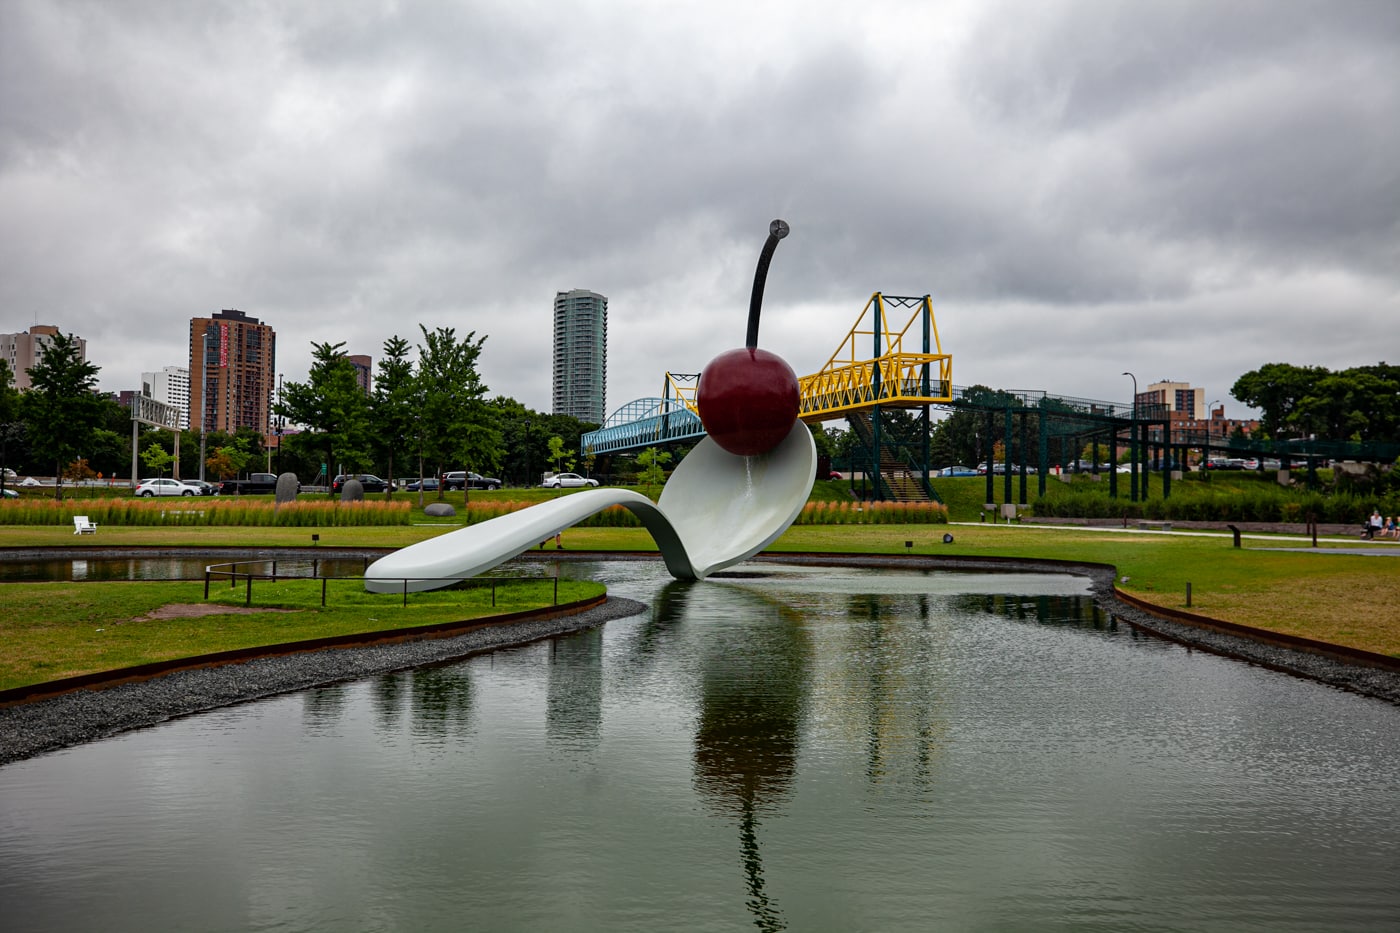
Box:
[1,517,1397,692]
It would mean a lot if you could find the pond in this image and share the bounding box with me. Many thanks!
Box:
[1,560,1397,931]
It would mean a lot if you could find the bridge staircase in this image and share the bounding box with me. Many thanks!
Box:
[847,410,939,503]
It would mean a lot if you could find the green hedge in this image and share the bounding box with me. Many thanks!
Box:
[1033,486,1394,526]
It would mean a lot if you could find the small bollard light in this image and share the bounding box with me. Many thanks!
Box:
[905,540,914,553]
[312,533,320,546]
[1186,582,1193,607]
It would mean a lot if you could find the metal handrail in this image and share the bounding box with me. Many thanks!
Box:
[203,559,561,608]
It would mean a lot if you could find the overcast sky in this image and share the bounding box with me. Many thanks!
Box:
[3,0,1397,422]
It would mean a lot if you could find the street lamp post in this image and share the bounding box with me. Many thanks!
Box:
[1122,372,1138,501]
[1204,399,1220,469]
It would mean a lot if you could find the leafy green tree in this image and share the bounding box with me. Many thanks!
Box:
[547,435,575,474]
[1232,363,1328,438]
[20,331,104,499]
[0,360,23,491]
[141,442,174,477]
[636,446,671,494]
[369,335,419,494]
[1234,362,1400,441]
[276,342,372,488]
[416,326,501,497]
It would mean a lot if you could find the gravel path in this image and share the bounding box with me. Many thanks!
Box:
[5,552,1398,767]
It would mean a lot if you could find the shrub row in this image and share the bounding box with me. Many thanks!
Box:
[1034,487,1397,525]
[0,498,412,527]
[459,498,950,527]
[795,500,949,525]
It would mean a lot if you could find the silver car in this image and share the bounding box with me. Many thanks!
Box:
[135,478,197,497]
[542,472,599,488]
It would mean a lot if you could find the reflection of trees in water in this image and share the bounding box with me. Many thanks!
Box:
[691,584,813,933]
[369,671,409,732]
[624,579,695,660]
[302,683,347,733]
[816,592,951,786]
[948,593,1114,632]
[546,627,604,748]
[409,666,475,741]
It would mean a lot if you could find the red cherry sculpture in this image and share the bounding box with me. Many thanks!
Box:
[697,220,800,456]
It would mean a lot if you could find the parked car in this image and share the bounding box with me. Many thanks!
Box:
[542,472,599,488]
[441,471,502,491]
[182,479,218,496]
[404,477,440,492]
[2,488,17,499]
[331,474,390,493]
[136,478,197,497]
[939,465,979,477]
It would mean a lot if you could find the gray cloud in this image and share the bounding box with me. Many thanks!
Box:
[1,0,1396,423]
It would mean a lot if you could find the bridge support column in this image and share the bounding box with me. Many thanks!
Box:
[984,412,996,505]
[1038,414,1049,499]
[1003,408,1013,505]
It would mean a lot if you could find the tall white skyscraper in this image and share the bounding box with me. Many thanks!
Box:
[552,289,607,424]
[141,366,191,429]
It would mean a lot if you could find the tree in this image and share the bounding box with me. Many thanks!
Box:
[636,446,671,494]
[369,335,419,495]
[416,326,501,497]
[20,331,103,499]
[0,360,22,493]
[276,342,372,489]
[141,442,174,477]
[1232,363,1328,438]
[547,435,575,474]
[1234,361,1400,441]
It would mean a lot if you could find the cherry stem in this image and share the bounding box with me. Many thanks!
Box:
[746,219,789,349]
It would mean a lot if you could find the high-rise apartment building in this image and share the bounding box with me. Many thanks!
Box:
[347,354,372,394]
[188,309,276,435]
[0,325,85,390]
[552,289,607,424]
[1138,380,1204,420]
[141,366,191,429]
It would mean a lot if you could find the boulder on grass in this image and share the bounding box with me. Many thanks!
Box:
[424,502,456,517]
[341,478,364,502]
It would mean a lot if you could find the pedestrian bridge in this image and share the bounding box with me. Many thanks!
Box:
[583,293,953,455]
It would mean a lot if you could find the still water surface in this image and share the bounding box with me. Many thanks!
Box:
[2,561,1398,931]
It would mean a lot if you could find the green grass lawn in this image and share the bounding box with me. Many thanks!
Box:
[0,576,604,693]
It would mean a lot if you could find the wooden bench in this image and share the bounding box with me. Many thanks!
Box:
[73,515,97,535]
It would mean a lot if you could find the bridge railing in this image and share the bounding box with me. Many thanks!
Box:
[799,355,953,420]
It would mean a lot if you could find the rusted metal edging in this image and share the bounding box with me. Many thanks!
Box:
[1113,587,1400,673]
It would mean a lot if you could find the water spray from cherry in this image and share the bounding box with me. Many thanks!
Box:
[696,220,801,457]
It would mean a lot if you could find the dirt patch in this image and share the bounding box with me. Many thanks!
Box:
[131,603,300,623]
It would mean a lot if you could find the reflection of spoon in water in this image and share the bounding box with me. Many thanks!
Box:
[364,424,814,592]
[366,220,813,593]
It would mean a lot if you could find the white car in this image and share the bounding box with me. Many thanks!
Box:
[135,477,197,497]
[542,472,599,488]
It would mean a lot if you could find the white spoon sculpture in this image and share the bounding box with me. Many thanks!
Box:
[363,422,815,593]
[366,218,815,594]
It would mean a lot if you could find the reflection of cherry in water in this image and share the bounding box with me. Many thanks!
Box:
[697,220,801,457]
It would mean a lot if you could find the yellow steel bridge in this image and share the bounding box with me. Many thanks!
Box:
[650,293,951,425]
